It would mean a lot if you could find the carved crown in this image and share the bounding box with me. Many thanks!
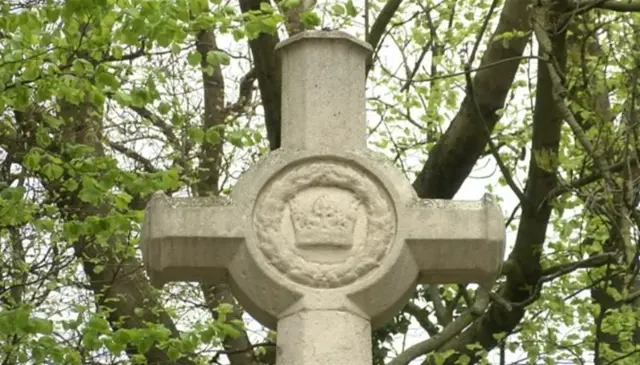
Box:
[289,193,359,248]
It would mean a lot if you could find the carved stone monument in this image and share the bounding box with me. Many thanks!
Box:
[141,31,506,365]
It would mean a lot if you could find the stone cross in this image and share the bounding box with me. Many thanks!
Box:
[141,31,505,365]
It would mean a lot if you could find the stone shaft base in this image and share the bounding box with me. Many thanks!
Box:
[276,310,371,365]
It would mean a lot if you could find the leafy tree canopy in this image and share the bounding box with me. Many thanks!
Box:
[2,0,640,364]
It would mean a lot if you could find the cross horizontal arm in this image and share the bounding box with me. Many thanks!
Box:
[141,192,245,287]
[404,194,505,286]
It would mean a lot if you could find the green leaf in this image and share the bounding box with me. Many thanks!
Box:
[206,50,230,66]
[112,46,124,60]
[188,127,205,143]
[78,177,104,204]
[87,316,110,333]
[157,32,173,47]
[279,0,300,8]
[217,323,241,338]
[12,307,32,331]
[82,331,102,350]
[63,179,79,192]
[232,28,245,41]
[104,337,126,355]
[115,92,133,106]
[455,355,471,365]
[331,3,345,16]
[23,150,42,170]
[0,186,26,202]
[158,102,171,115]
[205,127,221,144]
[259,2,274,12]
[187,52,202,66]
[90,88,106,106]
[167,346,182,360]
[30,318,54,335]
[42,163,64,180]
[114,192,133,209]
[200,326,216,343]
[34,219,55,231]
[301,11,320,26]
[36,127,51,147]
[171,43,182,55]
[96,71,120,89]
[227,130,244,147]
[32,346,45,363]
[345,0,357,16]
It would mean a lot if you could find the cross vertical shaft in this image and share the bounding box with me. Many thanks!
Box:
[277,311,372,365]
[278,32,372,152]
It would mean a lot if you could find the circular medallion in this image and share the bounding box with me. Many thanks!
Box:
[252,159,397,288]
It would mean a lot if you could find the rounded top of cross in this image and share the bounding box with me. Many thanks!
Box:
[275,30,373,56]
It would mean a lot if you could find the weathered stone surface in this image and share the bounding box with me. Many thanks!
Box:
[140,30,506,365]
[278,31,371,151]
[276,310,371,365]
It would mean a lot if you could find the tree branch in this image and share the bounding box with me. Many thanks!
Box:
[403,302,440,337]
[428,285,452,326]
[367,0,404,73]
[541,253,617,277]
[107,140,157,173]
[464,64,525,203]
[225,68,257,115]
[533,20,618,194]
[387,289,491,365]
[127,105,181,148]
[411,0,532,199]
[577,0,640,13]
[210,342,275,365]
[194,28,226,197]
[552,158,640,198]
[508,253,618,309]
[239,0,282,150]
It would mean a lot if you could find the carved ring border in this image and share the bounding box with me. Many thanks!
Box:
[253,160,396,288]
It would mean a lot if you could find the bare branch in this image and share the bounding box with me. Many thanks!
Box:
[428,285,451,326]
[511,253,618,308]
[576,0,640,13]
[541,253,617,277]
[239,0,282,150]
[468,0,500,67]
[367,0,404,73]
[403,302,440,337]
[464,64,525,202]
[552,157,640,198]
[386,289,491,365]
[533,19,618,194]
[225,68,257,115]
[107,140,157,173]
[128,105,181,148]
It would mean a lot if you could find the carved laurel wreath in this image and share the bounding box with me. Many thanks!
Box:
[253,160,396,289]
